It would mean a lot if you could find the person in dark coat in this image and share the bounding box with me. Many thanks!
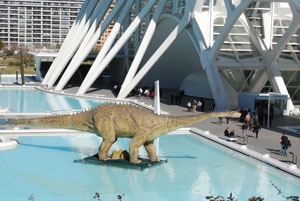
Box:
[253,122,261,138]
[224,127,230,137]
[282,136,291,157]
[280,133,288,153]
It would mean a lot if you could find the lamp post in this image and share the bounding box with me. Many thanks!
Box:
[267,94,271,129]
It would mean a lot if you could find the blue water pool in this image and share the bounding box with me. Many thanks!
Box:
[0,88,105,113]
[1,134,299,201]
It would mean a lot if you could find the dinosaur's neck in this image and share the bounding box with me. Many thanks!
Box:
[166,112,229,131]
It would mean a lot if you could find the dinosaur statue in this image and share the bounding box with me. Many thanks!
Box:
[9,103,240,164]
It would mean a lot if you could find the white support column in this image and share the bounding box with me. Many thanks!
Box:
[77,0,158,95]
[55,0,124,91]
[208,0,214,47]
[240,14,267,54]
[267,21,300,60]
[266,61,294,111]
[72,0,116,53]
[198,1,251,110]
[249,70,268,93]
[117,15,191,99]
[42,0,95,85]
[263,8,300,111]
[119,0,167,95]
[269,2,274,49]
[190,18,207,53]
[154,80,161,115]
[34,56,42,82]
[118,0,199,99]
[201,52,230,110]
[46,0,111,88]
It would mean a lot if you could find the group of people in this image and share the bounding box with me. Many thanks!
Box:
[127,87,155,98]
[225,108,293,157]
[187,99,204,112]
[222,108,261,144]
[239,108,262,143]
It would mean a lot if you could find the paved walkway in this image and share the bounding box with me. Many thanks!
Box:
[1,83,300,167]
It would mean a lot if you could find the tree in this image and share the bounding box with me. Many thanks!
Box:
[0,40,4,50]
[20,48,25,85]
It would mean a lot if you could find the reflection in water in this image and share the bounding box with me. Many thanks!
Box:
[1,134,300,201]
[0,88,103,113]
[190,171,211,201]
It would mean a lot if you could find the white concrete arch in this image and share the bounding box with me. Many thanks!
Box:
[117,1,196,99]
[44,0,300,112]
[54,0,126,91]
[76,0,159,95]
[45,0,114,88]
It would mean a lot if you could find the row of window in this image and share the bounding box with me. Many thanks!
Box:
[0,38,64,43]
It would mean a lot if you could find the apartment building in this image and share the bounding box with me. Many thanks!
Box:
[0,0,84,49]
[97,1,115,48]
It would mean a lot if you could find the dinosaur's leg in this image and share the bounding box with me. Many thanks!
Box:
[144,140,160,162]
[96,120,116,161]
[98,138,115,161]
[129,134,146,164]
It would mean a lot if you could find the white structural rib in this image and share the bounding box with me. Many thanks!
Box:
[42,0,97,85]
[117,1,194,99]
[191,0,252,110]
[46,0,112,88]
[263,4,300,111]
[54,0,124,91]
[77,0,158,95]
[74,0,134,95]
[41,0,93,85]
[119,0,167,96]
[210,0,252,60]
[45,0,300,111]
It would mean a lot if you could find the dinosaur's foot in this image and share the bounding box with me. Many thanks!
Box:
[130,159,142,164]
[150,158,160,163]
[98,153,110,161]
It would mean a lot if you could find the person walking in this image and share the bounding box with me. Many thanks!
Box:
[253,122,261,138]
[192,100,197,112]
[282,136,291,157]
[197,100,202,112]
[187,101,192,112]
[280,133,288,153]
[242,123,248,144]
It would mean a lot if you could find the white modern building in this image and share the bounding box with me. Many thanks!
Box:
[0,0,84,49]
[40,0,300,112]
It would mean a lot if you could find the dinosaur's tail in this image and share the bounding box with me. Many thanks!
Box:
[8,110,96,133]
[8,114,74,129]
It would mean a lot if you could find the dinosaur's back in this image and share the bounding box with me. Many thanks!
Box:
[93,104,166,139]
